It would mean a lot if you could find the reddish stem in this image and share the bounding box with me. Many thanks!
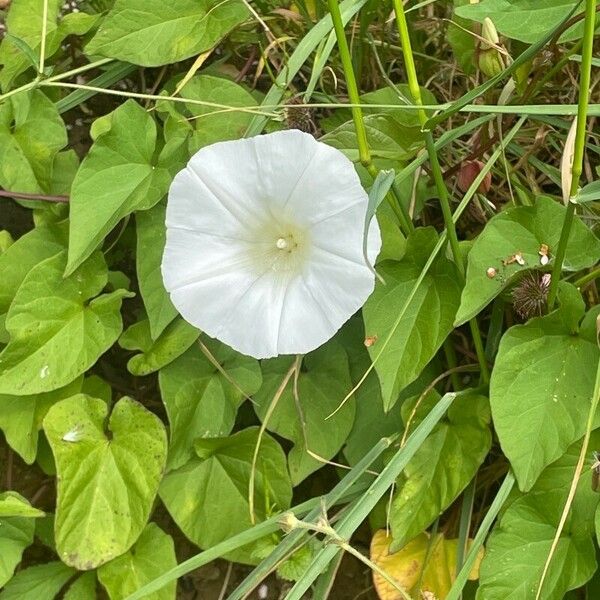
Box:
[0,189,69,203]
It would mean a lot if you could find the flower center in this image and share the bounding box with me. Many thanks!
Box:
[276,237,288,250]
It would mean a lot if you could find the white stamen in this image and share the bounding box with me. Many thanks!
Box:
[276,237,288,250]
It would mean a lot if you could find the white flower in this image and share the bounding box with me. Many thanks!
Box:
[161,129,381,359]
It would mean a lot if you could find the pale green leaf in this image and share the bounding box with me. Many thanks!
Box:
[254,341,355,485]
[0,252,131,395]
[0,491,44,518]
[43,395,168,569]
[67,100,171,275]
[98,523,176,600]
[456,196,600,325]
[0,91,67,193]
[160,427,292,564]
[363,228,462,410]
[159,337,262,470]
[0,378,82,463]
[491,284,600,490]
[136,203,177,340]
[86,0,248,67]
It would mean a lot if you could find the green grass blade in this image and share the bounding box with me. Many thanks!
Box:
[55,62,136,114]
[226,435,396,600]
[284,391,459,599]
[446,471,516,600]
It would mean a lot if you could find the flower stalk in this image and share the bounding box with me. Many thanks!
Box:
[391,0,490,383]
[547,0,597,310]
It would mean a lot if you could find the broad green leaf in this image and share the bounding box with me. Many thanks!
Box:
[86,0,248,67]
[180,75,259,151]
[456,196,600,325]
[455,0,584,44]
[136,203,177,340]
[0,491,44,518]
[0,493,39,587]
[390,393,492,550]
[63,573,97,600]
[0,252,131,395]
[43,395,168,569]
[477,433,600,600]
[363,228,462,410]
[0,1,99,90]
[0,0,60,90]
[0,223,66,339]
[0,562,75,600]
[491,284,600,491]
[0,378,82,463]
[160,427,292,564]
[448,1,477,75]
[119,318,199,376]
[67,100,171,275]
[98,524,176,600]
[254,341,355,484]
[0,90,67,193]
[159,337,262,470]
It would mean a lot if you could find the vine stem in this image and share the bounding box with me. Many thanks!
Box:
[547,0,597,310]
[391,0,489,383]
[326,0,414,236]
[0,189,68,203]
[39,0,49,75]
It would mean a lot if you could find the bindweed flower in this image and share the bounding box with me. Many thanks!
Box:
[161,130,381,359]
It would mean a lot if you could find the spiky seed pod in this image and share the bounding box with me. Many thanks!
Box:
[284,97,319,135]
[511,271,551,320]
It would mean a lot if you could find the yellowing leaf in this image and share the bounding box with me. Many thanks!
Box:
[370,530,484,600]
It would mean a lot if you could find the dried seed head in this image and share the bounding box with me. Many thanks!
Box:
[284,97,318,135]
[512,271,551,320]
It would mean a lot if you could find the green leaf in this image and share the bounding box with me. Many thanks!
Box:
[578,180,600,204]
[86,0,248,67]
[455,0,584,44]
[185,75,258,151]
[0,491,44,518]
[136,203,177,340]
[491,284,600,491]
[0,378,83,463]
[0,0,60,90]
[119,318,199,376]
[160,427,292,564]
[98,523,176,600]
[0,90,67,193]
[0,223,66,332]
[0,562,75,600]
[0,252,131,395]
[456,196,600,325]
[477,433,600,600]
[159,337,262,470]
[390,392,492,551]
[254,341,355,485]
[0,493,39,587]
[66,100,171,275]
[63,573,97,600]
[43,395,168,569]
[363,228,462,410]
[364,169,394,279]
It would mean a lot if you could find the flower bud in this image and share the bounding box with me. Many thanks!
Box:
[457,160,492,194]
[279,512,300,533]
[478,18,508,78]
